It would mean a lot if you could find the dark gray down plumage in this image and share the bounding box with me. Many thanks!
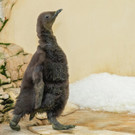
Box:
[9,9,75,131]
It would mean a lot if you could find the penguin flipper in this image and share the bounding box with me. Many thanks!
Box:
[32,65,44,109]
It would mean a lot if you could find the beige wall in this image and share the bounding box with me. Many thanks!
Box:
[1,0,135,82]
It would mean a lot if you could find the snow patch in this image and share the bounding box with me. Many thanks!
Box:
[69,73,135,113]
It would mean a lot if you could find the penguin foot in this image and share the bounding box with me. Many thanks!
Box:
[52,124,75,130]
[9,121,20,131]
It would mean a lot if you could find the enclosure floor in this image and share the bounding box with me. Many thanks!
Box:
[57,109,135,134]
[1,109,135,135]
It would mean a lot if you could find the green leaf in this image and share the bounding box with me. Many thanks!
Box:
[0,19,8,32]
[0,42,10,46]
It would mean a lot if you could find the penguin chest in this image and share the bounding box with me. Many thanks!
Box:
[44,61,68,82]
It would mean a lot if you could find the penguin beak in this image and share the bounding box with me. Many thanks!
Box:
[53,9,63,18]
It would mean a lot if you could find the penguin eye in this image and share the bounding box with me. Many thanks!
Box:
[45,15,49,19]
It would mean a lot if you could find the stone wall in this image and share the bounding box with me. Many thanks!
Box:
[0,0,31,118]
[0,43,32,86]
[0,43,32,123]
[0,0,29,123]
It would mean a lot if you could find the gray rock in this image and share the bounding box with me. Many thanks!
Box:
[0,48,6,59]
[2,93,9,100]
[0,43,32,84]
[0,44,23,58]
[0,113,4,117]
[18,64,28,79]
[1,83,13,90]
[0,87,4,95]
[6,55,24,81]
[6,44,23,57]
[0,99,3,104]
[0,59,5,68]
[14,80,22,88]
[0,104,4,111]
[0,74,11,85]
[6,88,20,102]
[6,71,11,78]
[11,82,16,88]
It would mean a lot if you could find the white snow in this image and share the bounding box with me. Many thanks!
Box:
[69,73,135,113]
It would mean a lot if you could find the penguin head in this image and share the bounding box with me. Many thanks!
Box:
[37,9,63,31]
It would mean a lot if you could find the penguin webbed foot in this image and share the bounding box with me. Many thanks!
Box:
[52,124,75,130]
[9,114,21,131]
[47,113,75,130]
[10,121,21,131]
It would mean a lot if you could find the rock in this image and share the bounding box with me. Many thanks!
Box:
[0,45,11,59]
[23,54,32,64]
[6,54,30,81]
[0,113,4,117]
[0,52,5,59]
[36,113,47,120]
[0,59,5,67]
[0,104,4,111]
[0,44,23,59]
[6,55,24,70]
[0,43,32,123]
[2,93,9,100]
[1,44,24,58]
[6,88,20,102]
[0,92,9,100]
[6,44,23,57]
[0,47,6,59]
[18,64,28,79]
[7,110,13,120]
[5,52,31,81]
[9,71,18,81]
[11,82,16,88]
[6,54,25,81]
[0,74,11,84]
[2,102,14,113]
[1,83,13,89]
[0,44,32,123]
[0,99,3,104]
[0,43,32,84]
[14,80,22,88]
[6,71,11,78]
[0,87,4,95]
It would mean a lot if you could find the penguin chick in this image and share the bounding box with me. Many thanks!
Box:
[9,9,75,131]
